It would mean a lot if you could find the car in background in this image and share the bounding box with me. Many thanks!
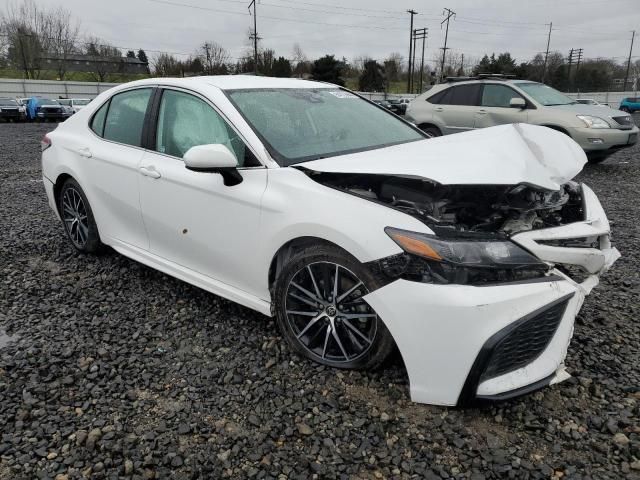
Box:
[26,97,69,122]
[575,98,606,107]
[41,75,619,406]
[0,97,26,122]
[620,97,640,113]
[386,98,407,115]
[58,98,91,114]
[406,76,638,163]
[373,99,392,110]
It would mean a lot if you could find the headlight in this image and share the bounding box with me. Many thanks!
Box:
[383,228,548,285]
[577,115,610,129]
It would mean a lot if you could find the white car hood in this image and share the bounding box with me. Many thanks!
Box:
[301,123,587,191]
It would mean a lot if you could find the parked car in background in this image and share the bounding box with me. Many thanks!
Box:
[406,76,638,163]
[41,75,619,406]
[26,97,68,122]
[373,99,393,111]
[575,98,606,107]
[58,98,92,114]
[0,97,26,122]
[386,98,407,115]
[619,97,640,113]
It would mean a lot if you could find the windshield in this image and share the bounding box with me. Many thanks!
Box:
[38,98,60,105]
[58,99,70,105]
[227,88,424,166]
[74,99,90,105]
[0,99,17,106]
[518,83,576,106]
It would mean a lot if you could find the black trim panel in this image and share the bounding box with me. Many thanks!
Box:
[476,372,556,402]
[457,292,574,407]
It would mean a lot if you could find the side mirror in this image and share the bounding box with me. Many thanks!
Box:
[510,97,526,109]
[183,144,242,186]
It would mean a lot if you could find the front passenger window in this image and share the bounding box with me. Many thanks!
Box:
[155,89,259,167]
[481,84,524,108]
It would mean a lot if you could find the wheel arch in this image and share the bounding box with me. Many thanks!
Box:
[52,172,74,215]
[267,236,354,294]
[540,124,571,137]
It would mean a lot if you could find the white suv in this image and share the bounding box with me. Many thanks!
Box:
[406,77,638,163]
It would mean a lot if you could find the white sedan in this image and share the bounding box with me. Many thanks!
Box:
[41,76,619,406]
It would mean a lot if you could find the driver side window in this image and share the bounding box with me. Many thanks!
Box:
[155,89,259,167]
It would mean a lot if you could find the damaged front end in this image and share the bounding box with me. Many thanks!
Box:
[302,170,610,286]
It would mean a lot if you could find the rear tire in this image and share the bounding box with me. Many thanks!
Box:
[419,124,442,138]
[273,244,395,370]
[58,178,103,253]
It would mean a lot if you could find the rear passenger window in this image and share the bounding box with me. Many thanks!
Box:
[102,88,152,147]
[427,89,449,104]
[90,101,109,136]
[448,85,481,106]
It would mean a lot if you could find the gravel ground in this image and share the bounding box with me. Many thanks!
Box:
[0,123,638,480]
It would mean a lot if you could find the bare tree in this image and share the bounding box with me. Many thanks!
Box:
[196,41,230,75]
[384,52,404,81]
[291,43,310,77]
[82,36,121,82]
[48,6,80,79]
[152,53,183,77]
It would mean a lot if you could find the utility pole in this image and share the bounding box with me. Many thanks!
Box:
[541,22,552,83]
[406,9,418,93]
[248,0,259,75]
[412,28,428,93]
[17,31,30,79]
[568,48,582,91]
[624,30,635,91]
[567,48,574,90]
[440,8,456,82]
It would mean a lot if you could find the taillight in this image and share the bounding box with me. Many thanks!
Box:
[41,134,52,152]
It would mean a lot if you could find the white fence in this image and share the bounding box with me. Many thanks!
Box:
[0,78,118,99]
[564,91,638,108]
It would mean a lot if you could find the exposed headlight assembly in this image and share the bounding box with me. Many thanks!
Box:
[383,227,549,285]
[577,115,610,129]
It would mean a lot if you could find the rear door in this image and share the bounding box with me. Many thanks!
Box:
[474,83,529,129]
[434,84,482,134]
[80,87,154,249]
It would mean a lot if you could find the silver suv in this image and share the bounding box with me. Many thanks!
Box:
[405,76,638,163]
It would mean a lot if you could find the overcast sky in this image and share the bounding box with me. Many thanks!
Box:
[36,0,639,68]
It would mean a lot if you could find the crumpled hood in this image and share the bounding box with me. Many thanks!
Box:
[301,123,587,191]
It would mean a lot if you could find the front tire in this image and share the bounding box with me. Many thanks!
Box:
[586,152,610,164]
[273,244,395,370]
[58,178,103,253]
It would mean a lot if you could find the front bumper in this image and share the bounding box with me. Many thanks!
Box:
[570,124,638,152]
[364,183,619,406]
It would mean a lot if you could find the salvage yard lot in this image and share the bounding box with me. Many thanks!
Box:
[0,123,638,479]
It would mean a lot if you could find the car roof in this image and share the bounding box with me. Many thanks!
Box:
[119,75,336,91]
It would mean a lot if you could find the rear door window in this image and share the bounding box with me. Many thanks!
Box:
[102,88,152,147]
[448,85,481,106]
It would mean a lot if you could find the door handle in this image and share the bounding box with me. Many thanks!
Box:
[139,166,161,179]
[76,147,92,158]
[435,107,444,112]
[477,109,487,114]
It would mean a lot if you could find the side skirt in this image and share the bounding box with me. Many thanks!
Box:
[107,237,272,316]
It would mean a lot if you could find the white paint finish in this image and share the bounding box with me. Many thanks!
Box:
[302,123,586,191]
[364,277,579,405]
[138,150,268,298]
[183,144,238,169]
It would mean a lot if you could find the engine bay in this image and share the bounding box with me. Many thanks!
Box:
[305,171,585,236]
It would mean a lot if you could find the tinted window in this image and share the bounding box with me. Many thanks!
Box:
[0,99,18,106]
[481,84,524,107]
[103,88,152,147]
[156,89,258,167]
[448,85,481,106]
[91,101,109,136]
[427,89,449,104]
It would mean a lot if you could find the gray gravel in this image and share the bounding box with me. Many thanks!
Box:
[0,123,639,480]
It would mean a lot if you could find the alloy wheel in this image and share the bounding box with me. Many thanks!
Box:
[285,261,378,363]
[62,187,89,248]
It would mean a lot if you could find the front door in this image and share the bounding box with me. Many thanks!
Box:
[474,84,529,129]
[137,88,267,292]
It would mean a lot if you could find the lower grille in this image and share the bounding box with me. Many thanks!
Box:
[480,296,571,381]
